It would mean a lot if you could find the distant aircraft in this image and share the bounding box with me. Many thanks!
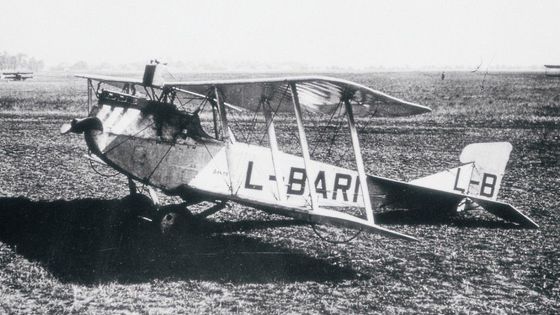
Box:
[544,65,560,77]
[60,62,538,242]
[2,71,33,81]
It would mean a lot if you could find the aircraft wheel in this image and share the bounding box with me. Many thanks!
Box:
[160,211,182,235]
[121,194,157,222]
[119,194,159,252]
[158,204,192,235]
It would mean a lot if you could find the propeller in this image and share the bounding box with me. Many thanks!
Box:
[60,117,103,134]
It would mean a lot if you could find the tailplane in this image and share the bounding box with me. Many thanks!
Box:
[368,142,538,228]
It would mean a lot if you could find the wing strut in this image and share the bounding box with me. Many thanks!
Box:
[211,101,220,139]
[344,98,375,224]
[214,86,235,194]
[290,82,318,210]
[263,100,286,201]
[87,78,93,114]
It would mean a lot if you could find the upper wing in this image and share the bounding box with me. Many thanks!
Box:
[164,76,431,117]
[3,72,33,75]
[75,73,430,117]
[75,74,144,90]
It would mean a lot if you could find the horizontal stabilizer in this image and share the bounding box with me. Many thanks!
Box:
[474,199,539,228]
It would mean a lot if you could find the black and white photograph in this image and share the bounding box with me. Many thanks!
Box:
[0,0,558,313]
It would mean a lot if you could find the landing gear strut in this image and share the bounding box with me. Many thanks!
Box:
[124,178,229,235]
[125,177,192,235]
[128,177,138,196]
[196,200,227,218]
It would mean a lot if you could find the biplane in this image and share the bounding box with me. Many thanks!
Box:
[61,63,538,242]
[2,71,33,81]
[544,65,560,77]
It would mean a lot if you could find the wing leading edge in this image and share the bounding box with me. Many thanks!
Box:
[75,74,144,90]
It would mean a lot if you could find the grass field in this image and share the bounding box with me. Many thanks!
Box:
[0,71,559,314]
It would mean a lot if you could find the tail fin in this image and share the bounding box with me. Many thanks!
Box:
[410,142,512,201]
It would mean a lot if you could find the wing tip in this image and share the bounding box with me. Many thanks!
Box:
[523,217,540,229]
[503,203,539,229]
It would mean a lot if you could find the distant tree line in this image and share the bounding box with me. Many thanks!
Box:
[0,52,44,71]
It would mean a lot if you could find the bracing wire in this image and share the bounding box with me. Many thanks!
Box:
[257,85,289,146]
[103,122,155,155]
[146,144,174,182]
[87,151,120,177]
[310,100,343,156]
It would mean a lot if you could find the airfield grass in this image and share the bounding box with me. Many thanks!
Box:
[0,72,559,314]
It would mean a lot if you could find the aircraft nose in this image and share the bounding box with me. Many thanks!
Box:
[60,117,103,134]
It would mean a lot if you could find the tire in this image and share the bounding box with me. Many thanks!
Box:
[121,194,155,218]
[119,194,158,255]
[158,204,192,235]
[160,211,183,235]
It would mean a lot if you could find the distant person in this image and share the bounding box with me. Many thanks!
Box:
[441,72,445,80]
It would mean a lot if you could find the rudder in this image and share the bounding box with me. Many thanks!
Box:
[410,142,512,201]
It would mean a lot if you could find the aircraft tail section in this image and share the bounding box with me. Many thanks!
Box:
[410,142,512,201]
[366,142,538,227]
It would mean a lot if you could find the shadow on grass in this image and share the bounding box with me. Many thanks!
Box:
[375,209,523,229]
[0,197,358,284]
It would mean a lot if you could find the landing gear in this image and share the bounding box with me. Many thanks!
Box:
[124,177,193,236]
[128,177,137,196]
[158,204,192,235]
[124,177,228,236]
[196,200,227,218]
[124,177,157,220]
[119,192,158,252]
[121,193,155,220]
[455,197,482,214]
[160,211,182,234]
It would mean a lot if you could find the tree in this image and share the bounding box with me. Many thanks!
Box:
[0,52,44,71]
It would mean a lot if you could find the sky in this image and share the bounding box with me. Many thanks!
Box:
[1,0,559,71]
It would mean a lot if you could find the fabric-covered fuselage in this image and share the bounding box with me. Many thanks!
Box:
[85,91,223,192]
